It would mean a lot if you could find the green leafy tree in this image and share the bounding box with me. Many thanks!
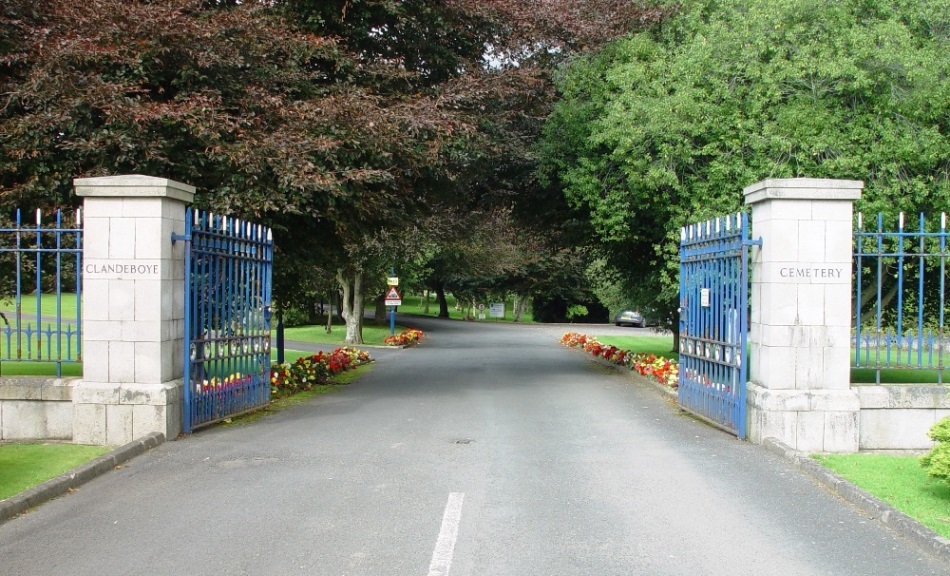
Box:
[539,0,950,345]
[2,0,669,342]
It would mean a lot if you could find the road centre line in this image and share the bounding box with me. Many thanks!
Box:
[427,492,465,576]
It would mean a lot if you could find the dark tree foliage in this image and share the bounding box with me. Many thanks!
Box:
[1,0,671,318]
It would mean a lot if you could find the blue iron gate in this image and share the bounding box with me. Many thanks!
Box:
[175,209,273,433]
[678,213,758,438]
[0,209,83,376]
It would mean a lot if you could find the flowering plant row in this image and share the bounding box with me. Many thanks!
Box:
[384,328,425,347]
[197,372,254,394]
[270,346,372,397]
[560,332,679,389]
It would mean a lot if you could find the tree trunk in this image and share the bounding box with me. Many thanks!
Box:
[436,284,450,318]
[374,293,387,325]
[512,293,527,322]
[423,290,430,314]
[337,269,365,345]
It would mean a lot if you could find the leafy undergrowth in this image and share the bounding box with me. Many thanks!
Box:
[814,453,950,539]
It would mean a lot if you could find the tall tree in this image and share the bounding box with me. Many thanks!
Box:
[0,0,480,345]
[538,0,950,342]
[1,0,671,339]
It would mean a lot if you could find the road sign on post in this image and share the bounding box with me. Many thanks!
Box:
[385,286,402,306]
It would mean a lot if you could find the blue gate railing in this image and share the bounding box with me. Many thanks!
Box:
[854,212,950,382]
[678,213,759,438]
[0,209,83,376]
[174,209,273,432]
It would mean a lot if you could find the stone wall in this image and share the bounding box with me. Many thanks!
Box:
[0,377,75,441]
[858,385,950,451]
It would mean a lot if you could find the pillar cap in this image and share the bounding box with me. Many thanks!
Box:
[744,178,863,205]
[74,174,195,203]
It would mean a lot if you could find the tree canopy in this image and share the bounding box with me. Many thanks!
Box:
[1,0,669,336]
[538,0,950,323]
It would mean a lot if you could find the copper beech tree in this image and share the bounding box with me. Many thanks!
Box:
[0,0,669,341]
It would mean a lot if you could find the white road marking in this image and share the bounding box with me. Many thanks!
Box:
[427,492,465,576]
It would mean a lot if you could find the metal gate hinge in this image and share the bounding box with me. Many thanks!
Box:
[745,236,763,247]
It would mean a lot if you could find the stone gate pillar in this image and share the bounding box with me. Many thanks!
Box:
[745,178,863,453]
[72,175,194,445]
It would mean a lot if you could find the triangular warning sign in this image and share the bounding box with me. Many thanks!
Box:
[385,286,401,300]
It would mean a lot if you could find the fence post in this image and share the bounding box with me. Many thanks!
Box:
[744,178,863,453]
[72,175,194,445]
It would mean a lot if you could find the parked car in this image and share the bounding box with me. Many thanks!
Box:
[614,307,662,327]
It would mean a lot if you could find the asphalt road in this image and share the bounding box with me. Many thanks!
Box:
[1,316,947,575]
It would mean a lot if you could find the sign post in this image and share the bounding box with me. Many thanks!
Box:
[385,273,401,335]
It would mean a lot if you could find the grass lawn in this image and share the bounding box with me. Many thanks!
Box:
[0,293,79,319]
[814,453,950,539]
[0,443,111,500]
[595,335,679,361]
[400,293,535,323]
[279,323,408,347]
[0,361,82,377]
[851,367,950,384]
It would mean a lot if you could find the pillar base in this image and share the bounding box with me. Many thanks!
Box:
[73,380,182,446]
[747,382,859,453]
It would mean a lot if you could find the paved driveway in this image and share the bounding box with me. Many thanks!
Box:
[1,316,947,575]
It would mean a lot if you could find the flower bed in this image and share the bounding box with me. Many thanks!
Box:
[560,332,679,389]
[270,346,372,397]
[384,328,425,347]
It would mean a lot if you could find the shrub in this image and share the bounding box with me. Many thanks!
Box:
[920,417,950,484]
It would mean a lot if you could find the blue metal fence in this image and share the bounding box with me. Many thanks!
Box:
[853,212,950,382]
[175,209,273,432]
[0,209,82,376]
[678,213,758,438]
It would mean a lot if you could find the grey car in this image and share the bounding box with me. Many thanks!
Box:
[614,310,647,327]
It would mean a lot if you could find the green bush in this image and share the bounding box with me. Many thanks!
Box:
[920,417,950,484]
[566,305,588,321]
